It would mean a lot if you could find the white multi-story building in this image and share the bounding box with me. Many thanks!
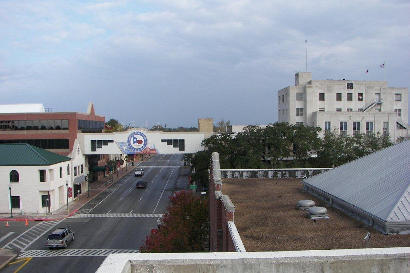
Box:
[278,72,408,141]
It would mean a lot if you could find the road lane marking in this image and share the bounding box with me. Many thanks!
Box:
[152,169,174,214]
[70,213,163,218]
[19,249,139,258]
[0,232,14,243]
[9,257,32,273]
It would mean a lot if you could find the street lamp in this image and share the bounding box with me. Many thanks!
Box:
[86,175,89,198]
[9,186,12,218]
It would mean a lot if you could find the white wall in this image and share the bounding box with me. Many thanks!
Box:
[0,161,72,214]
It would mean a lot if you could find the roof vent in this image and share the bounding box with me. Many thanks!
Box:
[297,200,315,210]
[307,206,329,220]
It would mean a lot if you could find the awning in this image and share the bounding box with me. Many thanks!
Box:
[91,165,107,172]
[73,175,86,185]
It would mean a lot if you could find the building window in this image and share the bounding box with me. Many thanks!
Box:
[336,93,342,101]
[41,195,50,208]
[347,108,353,112]
[319,93,325,101]
[282,95,284,103]
[395,93,402,101]
[296,93,304,101]
[10,170,19,183]
[325,122,331,132]
[81,164,84,174]
[60,167,62,178]
[340,122,347,135]
[347,83,353,89]
[74,166,77,177]
[39,170,46,182]
[296,122,304,126]
[67,165,70,175]
[383,122,389,135]
[91,140,96,151]
[319,108,325,112]
[353,122,361,135]
[11,196,20,209]
[366,122,374,134]
[358,93,363,101]
[347,93,352,101]
[336,108,342,112]
[394,109,402,117]
[296,108,304,116]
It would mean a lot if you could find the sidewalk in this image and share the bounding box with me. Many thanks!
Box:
[0,165,136,222]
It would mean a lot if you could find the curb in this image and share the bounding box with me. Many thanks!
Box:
[0,249,18,271]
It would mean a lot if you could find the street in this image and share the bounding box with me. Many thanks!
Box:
[0,154,189,273]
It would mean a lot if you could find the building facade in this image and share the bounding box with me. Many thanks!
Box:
[278,72,408,141]
[0,103,105,156]
[0,144,74,214]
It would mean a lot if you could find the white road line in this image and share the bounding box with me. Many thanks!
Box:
[129,210,133,214]
[106,209,111,214]
[19,249,140,258]
[89,184,120,213]
[152,169,174,214]
[0,232,14,244]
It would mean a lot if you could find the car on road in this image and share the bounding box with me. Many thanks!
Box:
[136,180,148,189]
[46,227,74,249]
[134,168,144,177]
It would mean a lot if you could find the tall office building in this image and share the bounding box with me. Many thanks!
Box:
[278,72,408,141]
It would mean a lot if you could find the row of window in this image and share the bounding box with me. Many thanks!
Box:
[9,164,83,183]
[8,194,52,209]
[78,120,104,132]
[161,139,185,151]
[325,121,389,135]
[294,108,401,116]
[0,139,69,149]
[91,139,114,151]
[293,92,402,103]
[0,119,69,130]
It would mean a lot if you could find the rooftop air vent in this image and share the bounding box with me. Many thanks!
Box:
[307,206,329,220]
[297,200,315,210]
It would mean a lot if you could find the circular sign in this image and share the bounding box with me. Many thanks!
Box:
[127,131,148,153]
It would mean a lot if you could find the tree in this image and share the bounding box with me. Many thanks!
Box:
[214,119,231,133]
[140,191,208,252]
[105,119,124,132]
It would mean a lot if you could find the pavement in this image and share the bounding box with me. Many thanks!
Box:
[0,164,137,271]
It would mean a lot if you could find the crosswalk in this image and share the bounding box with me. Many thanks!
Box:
[19,249,139,258]
[4,220,62,251]
[70,213,163,218]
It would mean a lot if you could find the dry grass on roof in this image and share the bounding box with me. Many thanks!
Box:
[222,178,410,252]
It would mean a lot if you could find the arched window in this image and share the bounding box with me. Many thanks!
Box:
[10,170,19,183]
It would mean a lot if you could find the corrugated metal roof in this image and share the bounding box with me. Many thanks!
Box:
[0,143,70,166]
[303,140,410,223]
[0,104,45,113]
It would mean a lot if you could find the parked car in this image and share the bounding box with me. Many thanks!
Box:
[46,227,74,249]
[136,180,148,189]
[134,168,144,177]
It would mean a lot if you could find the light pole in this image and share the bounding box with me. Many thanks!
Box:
[66,182,69,213]
[86,175,89,198]
[9,186,12,218]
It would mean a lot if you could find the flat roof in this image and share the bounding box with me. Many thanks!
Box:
[222,178,410,251]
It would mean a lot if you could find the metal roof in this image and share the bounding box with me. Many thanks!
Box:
[0,104,45,113]
[0,143,70,166]
[303,140,410,223]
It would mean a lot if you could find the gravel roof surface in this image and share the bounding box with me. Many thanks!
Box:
[222,178,410,252]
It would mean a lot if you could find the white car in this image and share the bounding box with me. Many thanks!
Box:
[134,168,144,177]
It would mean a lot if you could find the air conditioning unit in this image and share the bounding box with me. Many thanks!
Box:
[307,206,329,220]
[297,200,315,210]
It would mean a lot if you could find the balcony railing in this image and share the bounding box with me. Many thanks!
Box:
[220,168,332,179]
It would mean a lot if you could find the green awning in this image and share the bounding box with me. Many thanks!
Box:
[91,166,106,172]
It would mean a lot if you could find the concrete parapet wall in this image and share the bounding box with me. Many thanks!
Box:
[96,248,410,273]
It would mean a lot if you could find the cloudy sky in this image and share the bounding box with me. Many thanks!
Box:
[1,0,409,127]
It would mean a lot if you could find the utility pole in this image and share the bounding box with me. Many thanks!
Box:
[9,186,13,218]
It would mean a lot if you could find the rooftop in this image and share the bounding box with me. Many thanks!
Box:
[0,104,45,113]
[0,143,70,166]
[222,178,410,251]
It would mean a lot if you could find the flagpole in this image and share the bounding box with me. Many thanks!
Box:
[384,60,386,83]
[305,40,308,72]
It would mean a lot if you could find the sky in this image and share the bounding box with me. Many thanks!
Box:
[1,0,409,128]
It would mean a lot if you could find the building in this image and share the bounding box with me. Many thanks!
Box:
[0,103,105,156]
[278,72,408,141]
[303,140,410,234]
[0,143,74,214]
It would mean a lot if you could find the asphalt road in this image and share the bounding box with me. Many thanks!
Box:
[1,154,189,273]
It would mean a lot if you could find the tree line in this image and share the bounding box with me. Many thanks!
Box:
[190,123,393,190]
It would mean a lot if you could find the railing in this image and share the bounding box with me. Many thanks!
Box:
[220,168,332,179]
[228,221,246,252]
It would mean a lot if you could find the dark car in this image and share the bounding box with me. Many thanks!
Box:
[136,180,148,189]
[45,227,74,249]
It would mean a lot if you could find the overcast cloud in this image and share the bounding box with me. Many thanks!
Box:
[1,0,409,127]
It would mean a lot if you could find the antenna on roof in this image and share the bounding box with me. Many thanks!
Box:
[305,40,308,72]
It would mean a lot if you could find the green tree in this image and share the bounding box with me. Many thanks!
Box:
[105,119,124,132]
